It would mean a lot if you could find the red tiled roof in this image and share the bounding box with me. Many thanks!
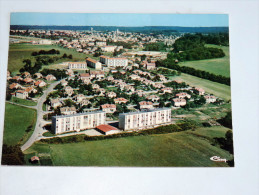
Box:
[139,101,153,105]
[114,98,128,102]
[96,124,118,133]
[101,104,116,109]
[80,73,90,77]
[30,156,39,161]
[9,83,19,89]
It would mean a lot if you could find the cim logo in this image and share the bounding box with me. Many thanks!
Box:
[210,156,227,163]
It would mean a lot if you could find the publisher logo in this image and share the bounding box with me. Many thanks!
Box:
[210,156,227,162]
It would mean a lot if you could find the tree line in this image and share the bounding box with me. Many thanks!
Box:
[20,52,72,75]
[31,49,60,56]
[156,61,230,85]
[172,34,225,61]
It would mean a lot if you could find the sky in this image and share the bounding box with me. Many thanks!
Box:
[10,13,229,27]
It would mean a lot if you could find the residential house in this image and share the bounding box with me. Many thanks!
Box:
[194,87,205,95]
[45,74,57,81]
[9,83,23,90]
[175,92,191,99]
[64,86,74,96]
[101,104,116,113]
[107,91,117,98]
[204,95,217,103]
[34,73,43,79]
[73,94,86,102]
[146,95,160,102]
[15,90,28,99]
[23,77,35,84]
[34,80,47,88]
[114,98,128,104]
[139,101,154,110]
[161,87,173,94]
[60,106,77,115]
[25,87,37,94]
[172,98,186,107]
[50,98,62,109]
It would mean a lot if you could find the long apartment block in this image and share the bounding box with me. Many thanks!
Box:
[51,111,106,134]
[119,108,171,130]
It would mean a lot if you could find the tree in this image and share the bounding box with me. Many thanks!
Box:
[1,144,25,165]
[62,53,68,58]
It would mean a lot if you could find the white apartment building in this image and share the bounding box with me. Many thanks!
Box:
[96,41,106,46]
[100,55,128,67]
[86,58,102,70]
[101,46,117,52]
[68,62,87,69]
[119,108,171,131]
[52,111,106,134]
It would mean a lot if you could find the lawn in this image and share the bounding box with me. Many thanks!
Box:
[3,103,37,146]
[25,126,232,167]
[8,43,96,74]
[170,73,231,100]
[178,44,230,77]
[186,126,231,139]
[10,96,37,106]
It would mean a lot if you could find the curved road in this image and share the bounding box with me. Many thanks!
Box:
[21,80,63,151]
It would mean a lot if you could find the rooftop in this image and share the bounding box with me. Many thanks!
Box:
[119,108,171,116]
[52,110,105,119]
[96,124,118,133]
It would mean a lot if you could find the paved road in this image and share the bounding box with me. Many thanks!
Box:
[21,80,63,151]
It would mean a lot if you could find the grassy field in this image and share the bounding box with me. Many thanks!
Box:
[178,44,230,77]
[24,126,232,167]
[8,43,96,74]
[170,73,231,100]
[3,103,37,146]
[186,126,231,139]
[10,96,37,106]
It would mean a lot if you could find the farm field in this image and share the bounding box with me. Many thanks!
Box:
[170,73,231,100]
[24,126,232,167]
[178,44,230,77]
[7,43,96,74]
[3,103,37,146]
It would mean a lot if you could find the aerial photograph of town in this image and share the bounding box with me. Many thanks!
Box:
[1,13,234,167]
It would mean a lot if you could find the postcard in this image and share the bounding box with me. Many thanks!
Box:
[1,13,233,167]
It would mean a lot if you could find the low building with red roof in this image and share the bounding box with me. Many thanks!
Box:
[96,124,121,135]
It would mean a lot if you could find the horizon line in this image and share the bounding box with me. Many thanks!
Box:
[10,25,229,28]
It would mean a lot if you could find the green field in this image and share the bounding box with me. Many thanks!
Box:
[10,96,37,106]
[178,44,230,77]
[3,103,37,146]
[170,73,231,100]
[25,126,232,167]
[8,43,95,74]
